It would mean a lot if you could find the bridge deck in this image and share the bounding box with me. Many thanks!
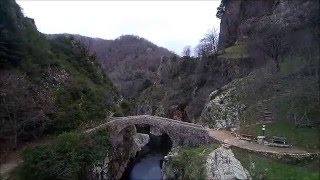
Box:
[111,115,204,128]
[85,115,207,134]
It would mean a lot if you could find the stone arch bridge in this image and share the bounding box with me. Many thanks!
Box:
[85,115,213,147]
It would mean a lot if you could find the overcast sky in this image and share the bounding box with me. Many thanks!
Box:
[17,0,221,54]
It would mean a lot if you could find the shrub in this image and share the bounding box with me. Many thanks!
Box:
[18,131,110,180]
[120,101,131,116]
[170,144,219,180]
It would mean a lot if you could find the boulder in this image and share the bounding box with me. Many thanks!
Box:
[206,146,250,180]
[133,133,150,151]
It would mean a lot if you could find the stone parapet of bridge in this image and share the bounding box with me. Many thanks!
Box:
[85,115,214,147]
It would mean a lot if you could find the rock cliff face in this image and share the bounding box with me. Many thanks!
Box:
[90,127,149,180]
[162,148,181,180]
[218,0,318,50]
[199,86,245,130]
[206,146,250,180]
[200,0,319,130]
[199,66,275,129]
[136,56,254,123]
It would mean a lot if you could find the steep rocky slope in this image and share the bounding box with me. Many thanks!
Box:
[48,34,255,122]
[135,55,254,122]
[218,0,318,51]
[199,0,319,149]
[200,55,319,148]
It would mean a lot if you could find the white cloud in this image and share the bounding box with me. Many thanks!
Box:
[17,0,221,54]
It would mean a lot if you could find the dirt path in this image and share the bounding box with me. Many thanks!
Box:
[0,150,21,175]
[0,136,53,175]
[209,130,310,154]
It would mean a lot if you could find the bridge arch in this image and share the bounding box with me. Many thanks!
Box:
[86,115,213,147]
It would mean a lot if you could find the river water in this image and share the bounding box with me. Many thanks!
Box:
[121,130,172,180]
[129,153,164,180]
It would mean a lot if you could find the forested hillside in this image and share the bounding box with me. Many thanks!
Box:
[50,33,255,123]
[0,0,120,154]
[48,34,174,100]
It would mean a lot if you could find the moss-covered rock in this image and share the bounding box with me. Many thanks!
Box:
[199,78,246,129]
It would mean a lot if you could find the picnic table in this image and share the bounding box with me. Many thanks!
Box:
[240,133,254,141]
[271,136,287,144]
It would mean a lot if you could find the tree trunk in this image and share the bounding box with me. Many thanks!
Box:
[275,57,280,72]
[13,112,18,149]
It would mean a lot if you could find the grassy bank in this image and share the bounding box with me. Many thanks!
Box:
[170,144,219,180]
[232,147,319,179]
[239,56,320,150]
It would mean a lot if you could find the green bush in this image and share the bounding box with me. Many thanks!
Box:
[120,101,131,116]
[218,44,249,59]
[18,131,110,180]
[171,144,219,180]
[50,81,109,133]
[37,36,119,133]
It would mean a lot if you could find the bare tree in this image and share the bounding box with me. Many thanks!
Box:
[255,27,288,71]
[182,45,192,57]
[194,43,206,58]
[0,72,46,150]
[203,28,219,54]
[194,28,219,58]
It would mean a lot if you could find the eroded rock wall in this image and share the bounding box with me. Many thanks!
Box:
[136,56,254,123]
[206,146,250,180]
[218,0,318,50]
[89,127,149,180]
[198,66,276,129]
[162,148,183,180]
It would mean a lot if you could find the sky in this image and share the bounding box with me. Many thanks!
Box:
[16,0,221,54]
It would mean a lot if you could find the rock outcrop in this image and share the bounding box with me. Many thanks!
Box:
[199,65,278,129]
[132,133,150,151]
[162,148,182,180]
[89,128,149,180]
[170,104,190,122]
[136,55,254,124]
[199,82,245,130]
[206,146,250,180]
[135,85,166,116]
[218,0,318,51]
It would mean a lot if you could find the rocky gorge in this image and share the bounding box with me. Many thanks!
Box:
[0,0,319,179]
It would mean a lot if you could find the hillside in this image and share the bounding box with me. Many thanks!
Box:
[0,0,120,156]
[135,55,255,122]
[200,56,319,148]
[50,34,174,100]
[199,0,320,149]
[161,1,319,179]
[60,34,257,123]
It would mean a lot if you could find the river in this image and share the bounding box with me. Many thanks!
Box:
[129,153,164,180]
[121,132,171,180]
